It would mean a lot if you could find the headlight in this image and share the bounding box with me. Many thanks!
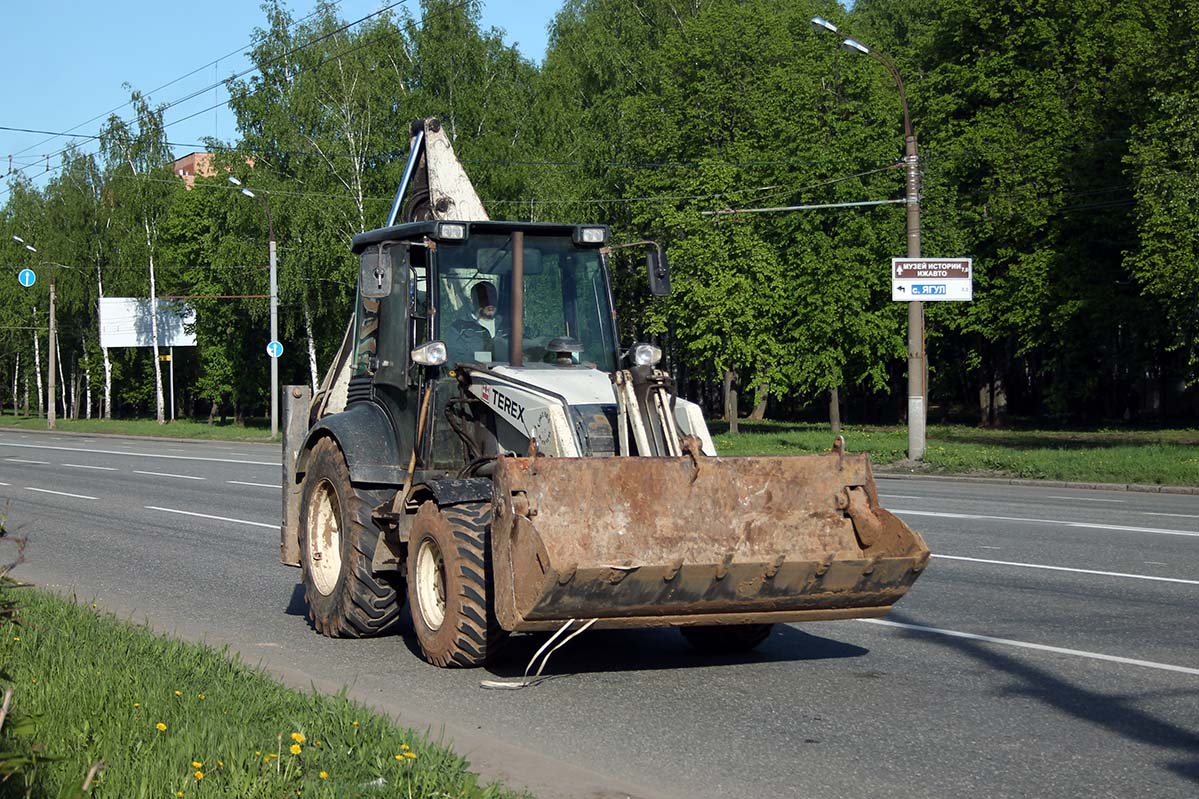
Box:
[412,340,448,366]
[436,222,467,241]
[631,343,662,367]
[573,226,609,245]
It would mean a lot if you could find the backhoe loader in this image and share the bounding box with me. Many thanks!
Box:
[280,118,929,667]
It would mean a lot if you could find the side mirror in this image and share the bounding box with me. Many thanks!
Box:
[647,246,671,296]
[359,246,391,298]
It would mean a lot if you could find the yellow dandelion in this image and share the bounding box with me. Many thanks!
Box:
[217,760,224,767]
[174,690,182,697]
[263,756,271,763]
[319,771,329,780]
[194,771,204,781]
[315,740,322,746]
[12,636,18,641]
[395,754,404,762]
[198,693,206,700]
[401,744,410,751]
[255,751,261,756]
[404,752,417,759]
[290,732,306,744]
[30,679,37,684]
[289,743,302,755]
[192,761,202,769]
[133,703,140,708]
[351,720,359,727]
[176,793,184,798]
[156,722,168,732]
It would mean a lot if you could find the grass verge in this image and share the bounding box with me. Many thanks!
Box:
[709,420,1199,486]
[0,588,530,799]
[0,415,273,443]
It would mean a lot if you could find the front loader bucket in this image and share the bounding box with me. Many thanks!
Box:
[489,452,929,631]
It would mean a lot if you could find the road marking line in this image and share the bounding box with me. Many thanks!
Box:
[892,509,1199,538]
[133,470,205,481]
[978,545,1002,549]
[63,463,117,471]
[0,481,10,486]
[26,487,97,500]
[932,553,1199,585]
[858,618,1199,676]
[1144,511,1199,519]
[0,440,276,466]
[146,506,275,529]
[879,494,922,500]
[1047,495,1126,503]
[6,458,48,465]
[227,480,277,488]
[1145,561,1167,566]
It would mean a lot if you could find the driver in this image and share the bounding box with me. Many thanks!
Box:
[447,282,498,362]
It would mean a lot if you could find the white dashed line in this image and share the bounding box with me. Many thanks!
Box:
[859,618,1199,676]
[1046,495,1126,503]
[63,463,117,471]
[1143,511,1199,519]
[146,506,275,529]
[892,509,1199,538]
[227,480,277,489]
[134,470,205,481]
[933,553,1199,585]
[6,458,48,465]
[26,487,97,500]
[0,440,275,466]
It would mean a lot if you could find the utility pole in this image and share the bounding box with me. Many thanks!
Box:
[229,176,279,438]
[811,18,926,460]
[47,267,56,429]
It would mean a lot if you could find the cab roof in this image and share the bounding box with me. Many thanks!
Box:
[351,220,608,255]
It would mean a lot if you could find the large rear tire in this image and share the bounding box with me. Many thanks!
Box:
[407,501,507,667]
[680,624,774,654]
[299,437,403,637]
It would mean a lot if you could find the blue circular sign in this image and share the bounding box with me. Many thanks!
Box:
[266,340,284,358]
[18,268,36,288]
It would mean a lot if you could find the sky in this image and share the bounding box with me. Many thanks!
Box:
[0,0,562,189]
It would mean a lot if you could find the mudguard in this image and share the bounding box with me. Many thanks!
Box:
[298,403,406,486]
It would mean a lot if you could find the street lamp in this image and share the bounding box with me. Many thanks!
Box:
[811,18,927,461]
[12,235,59,430]
[229,176,280,439]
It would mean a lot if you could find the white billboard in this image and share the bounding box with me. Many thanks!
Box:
[99,298,197,348]
[892,258,973,302]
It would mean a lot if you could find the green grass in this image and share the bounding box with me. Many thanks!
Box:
[709,420,1199,486]
[0,414,273,442]
[0,588,531,799]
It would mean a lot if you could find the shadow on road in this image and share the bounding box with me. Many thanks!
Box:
[885,610,1199,784]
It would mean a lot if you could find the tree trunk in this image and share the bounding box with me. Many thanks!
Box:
[85,353,92,420]
[32,308,43,418]
[304,296,320,393]
[12,354,19,417]
[749,383,769,420]
[146,226,166,424]
[829,387,841,434]
[56,339,68,418]
[723,369,739,435]
[23,370,29,416]
[96,256,113,418]
[208,400,217,425]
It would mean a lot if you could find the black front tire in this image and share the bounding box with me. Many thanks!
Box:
[407,501,507,667]
[299,437,403,637]
[680,624,774,654]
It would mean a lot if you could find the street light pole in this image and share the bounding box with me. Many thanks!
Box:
[812,19,926,461]
[230,177,280,439]
[13,236,55,430]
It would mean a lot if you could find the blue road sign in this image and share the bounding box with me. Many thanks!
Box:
[266,340,284,358]
[17,268,36,288]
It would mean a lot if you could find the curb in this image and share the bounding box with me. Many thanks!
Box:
[874,470,1199,495]
[0,425,276,448]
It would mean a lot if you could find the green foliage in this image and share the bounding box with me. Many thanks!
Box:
[2,0,1198,424]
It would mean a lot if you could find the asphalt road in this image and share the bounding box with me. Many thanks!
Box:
[3,429,1196,798]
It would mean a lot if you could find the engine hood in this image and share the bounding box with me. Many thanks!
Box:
[482,364,618,406]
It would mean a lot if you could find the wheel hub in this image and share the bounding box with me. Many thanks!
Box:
[307,479,343,596]
[415,537,447,630]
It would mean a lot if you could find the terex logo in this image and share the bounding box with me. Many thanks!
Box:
[491,389,525,423]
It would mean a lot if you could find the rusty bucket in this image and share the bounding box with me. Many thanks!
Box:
[488,452,930,631]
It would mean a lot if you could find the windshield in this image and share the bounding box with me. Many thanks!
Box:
[436,233,616,371]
